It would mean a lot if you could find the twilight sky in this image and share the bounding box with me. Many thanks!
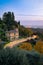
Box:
[0,0,43,26]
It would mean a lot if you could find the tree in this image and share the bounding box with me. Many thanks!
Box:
[0,12,19,41]
[18,21,20,25]
[11,12,15,21]
[2,12,7,23]
[2,12,11,30]
[2,12,18,30]
[19,25,32,37]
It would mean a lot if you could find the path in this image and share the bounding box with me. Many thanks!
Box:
[4,37,32,48]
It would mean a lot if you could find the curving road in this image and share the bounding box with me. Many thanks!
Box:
[4,36,35,48]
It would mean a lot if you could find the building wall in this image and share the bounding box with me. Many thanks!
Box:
[15,28,19,39]
[6,28,19,41]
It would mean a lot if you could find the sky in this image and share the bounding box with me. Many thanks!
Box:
[0,0,43,26]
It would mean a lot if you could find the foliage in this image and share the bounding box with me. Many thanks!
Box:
[0,47,29,65]
[0,47,40,65]
[39,55,43,65]
[0,28,7,41]
[29,39,36,46]
[18,21,20,25]
[2,12,18,30]
[0,44,5,50]
[26,28,33,36]
[0,12,19,41]
[18,42,32,51]
[19,25,30,37]
[0,11,33,41]
[34,40,43,54]
[35,31,43,40]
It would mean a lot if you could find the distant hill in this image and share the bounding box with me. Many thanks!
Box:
[26,26,43,34]
[31,28,43,34]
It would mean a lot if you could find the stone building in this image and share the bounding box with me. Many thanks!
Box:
[6,28,19,41]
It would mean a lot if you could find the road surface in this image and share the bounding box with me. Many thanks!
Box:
[4,36,35,48]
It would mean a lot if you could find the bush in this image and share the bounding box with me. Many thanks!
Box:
[18,42,32,51]
[34,40,43,54]
[38,55,43,65]
[0,47,29,65]
[0,44,5,50]
[0,47,40,65]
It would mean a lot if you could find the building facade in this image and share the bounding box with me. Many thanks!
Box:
[6,28,19,41]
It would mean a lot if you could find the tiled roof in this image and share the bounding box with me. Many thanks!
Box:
[6,30,17,33]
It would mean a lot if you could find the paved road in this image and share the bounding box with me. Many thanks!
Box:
[4,36,35,48]
[4,37,31,48]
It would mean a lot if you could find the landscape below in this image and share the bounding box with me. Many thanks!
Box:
[0,12,43,65]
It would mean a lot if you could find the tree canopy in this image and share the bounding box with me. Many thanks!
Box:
[0,11,33,41]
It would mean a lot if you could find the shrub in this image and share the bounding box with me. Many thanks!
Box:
[39,55,43,65]
[19,42,32,51]
[0,47,29,65]
[0,44,5,50]
[34,40,43,54]
[0,46,41,65]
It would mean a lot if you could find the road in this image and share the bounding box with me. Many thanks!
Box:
[4,37,31,48]
[4,36,36,48]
